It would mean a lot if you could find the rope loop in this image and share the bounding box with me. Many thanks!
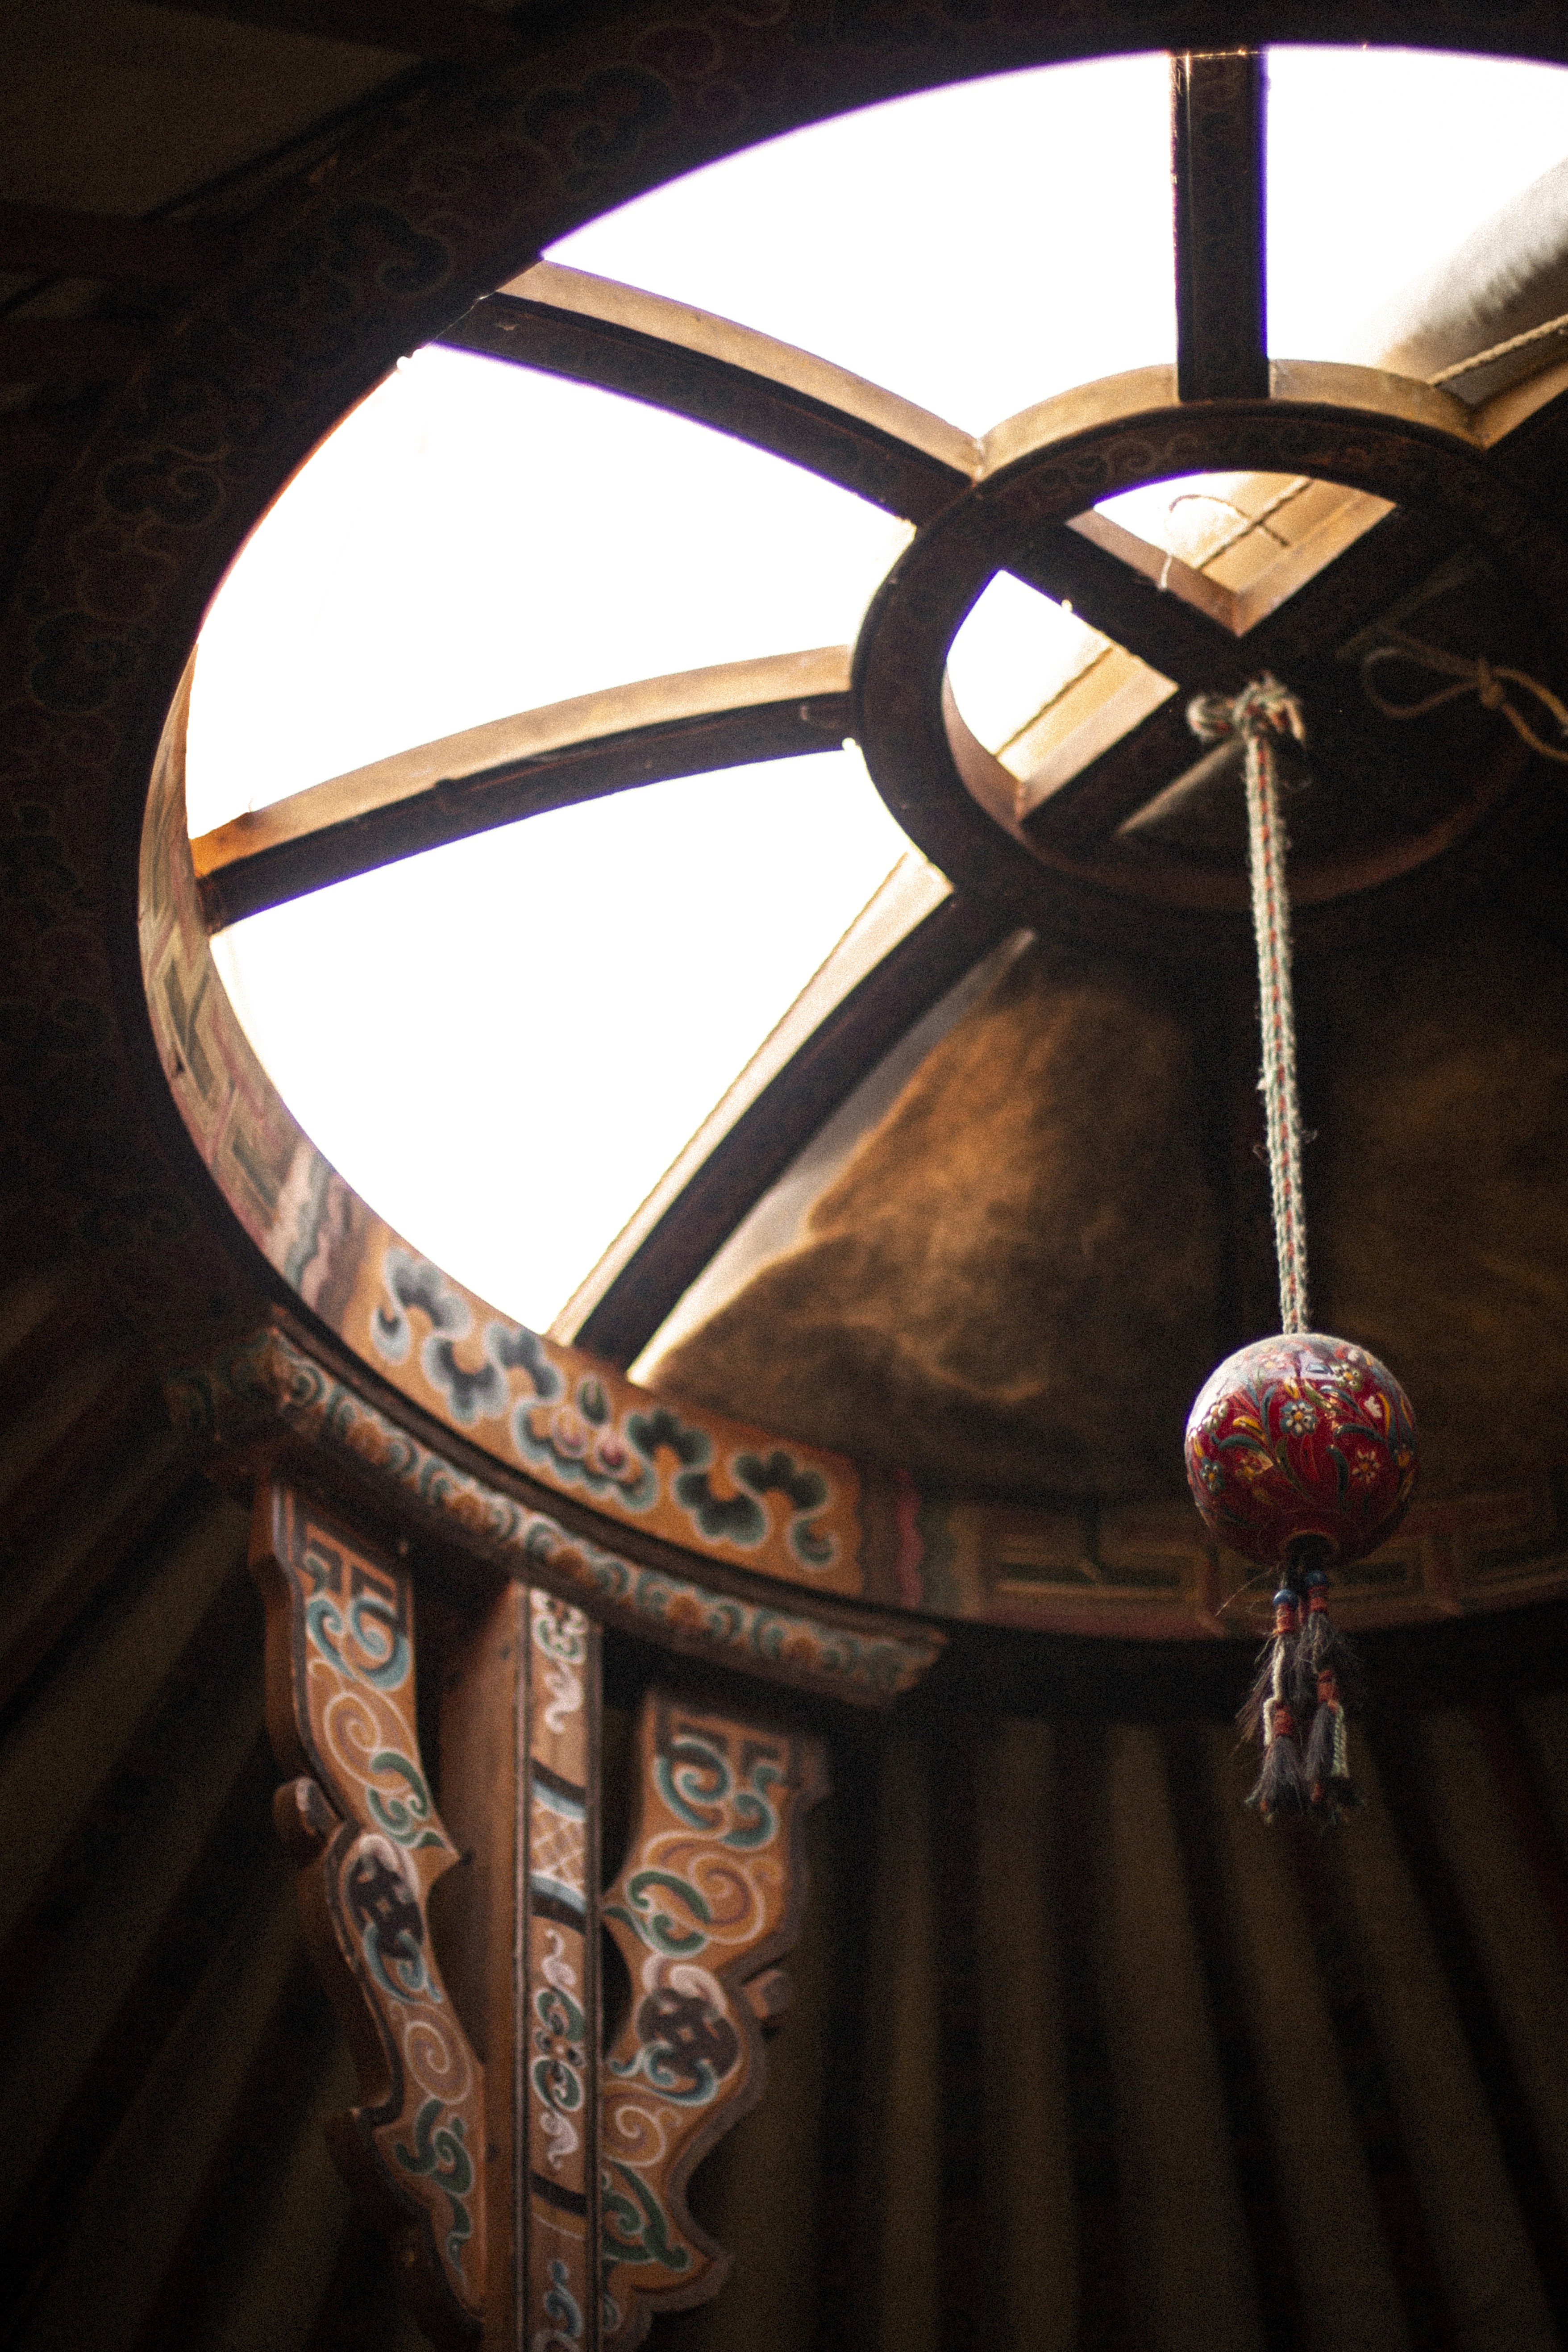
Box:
[1360,629,1568,763]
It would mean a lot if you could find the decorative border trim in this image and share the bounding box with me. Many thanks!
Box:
[173,1319,944,1706]
[521,1588,601,2352]
[142,662,873,1598]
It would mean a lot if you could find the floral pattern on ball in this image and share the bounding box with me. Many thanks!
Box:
[1184,1333,1418,1570]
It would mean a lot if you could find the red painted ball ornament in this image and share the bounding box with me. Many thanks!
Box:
[1184,1333,1418,1571]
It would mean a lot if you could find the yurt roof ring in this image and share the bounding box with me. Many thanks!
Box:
[853,357,1568,938]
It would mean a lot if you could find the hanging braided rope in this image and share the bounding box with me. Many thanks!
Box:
[1180,675,1421,1823]
[1188,675,1311,1332]
[1360,627,1568,762]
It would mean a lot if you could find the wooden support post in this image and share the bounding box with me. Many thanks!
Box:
[1172,51,1269,403]
[518,1591,603,2350]
[439,1584,603,2352]
[434,1587,528,2347]
[252,1476,825,2350]
[250,1481,487,2344]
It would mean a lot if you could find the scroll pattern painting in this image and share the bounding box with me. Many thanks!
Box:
[524,1587,600,2351]
[601,1696,828,2347]
[250,1482,486,2340]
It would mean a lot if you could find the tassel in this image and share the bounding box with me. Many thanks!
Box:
[1239,1586,1299,1745]
[1247,1699,1309,1818]
[1244,1589,1308,1818]
[1304,1667,1361,1821]
[1292,1562,1362,1714]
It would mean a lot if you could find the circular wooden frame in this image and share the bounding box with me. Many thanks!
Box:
[5,5,1568,1654]
[854,361,1568,937]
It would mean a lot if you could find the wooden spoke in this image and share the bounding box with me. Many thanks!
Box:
[571,889,1015,1365]
[193,648,854,928]
[1022,504,1469,860]
[978,365,1419,659]
[1240,503,1470,681]
[1023,698,1206,857]
[0,202,230,282]
[1173,51,1268,402]
[441,262,980,524]
[987,378,1477,864]
[123,0,524,63]
[1009,515,1246,692]
[0,316,148,384]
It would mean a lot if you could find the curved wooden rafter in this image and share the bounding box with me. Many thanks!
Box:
[442,267,1380,682]
[193,647,855,927]
[565,881,1014,1364]
[176,199,1568,1392]
[445,260,980,526]
[191,291,1568,933]
[9,14,1568,2349]
[437,266,1339,669]
[179,632,1015,1382]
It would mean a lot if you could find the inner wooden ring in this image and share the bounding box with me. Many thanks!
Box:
[852,371,1566,938]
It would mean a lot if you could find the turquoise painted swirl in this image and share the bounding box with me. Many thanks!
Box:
[366,1750,447,1852]
[393,2097,474,2268]
[603,1869,711,1957]
[601,2161,690,2275]
[304,1591,409,1691]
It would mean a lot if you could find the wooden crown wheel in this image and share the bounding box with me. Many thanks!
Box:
[852,359,1568,953]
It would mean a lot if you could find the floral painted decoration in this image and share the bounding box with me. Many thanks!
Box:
[1184,1332,1418,1572]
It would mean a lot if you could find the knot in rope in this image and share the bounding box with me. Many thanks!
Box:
[1360,628,1568,762]
[1187,673,1307,756]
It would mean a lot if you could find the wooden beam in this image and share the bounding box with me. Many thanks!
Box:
[445,264,979,524]
[573,891,1012,1364]
[193,649,855,927]
[1240,502,1465,682]
[125,0,524,64]
[1020,504,1472,863]
[439,1584,602,2350]
[0,204,227,283]
[1172,51,1269,403]
[1008,518,1248,696]
[0,318,148,386]
[0,407,87,471]
[1022,698,1203,858]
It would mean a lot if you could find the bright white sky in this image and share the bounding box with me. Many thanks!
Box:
[184,352,911,829]
[1265,47,1568,357]
[190,47,1568,1338]
[212,750,907,1327]
[553,51,1177,435]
